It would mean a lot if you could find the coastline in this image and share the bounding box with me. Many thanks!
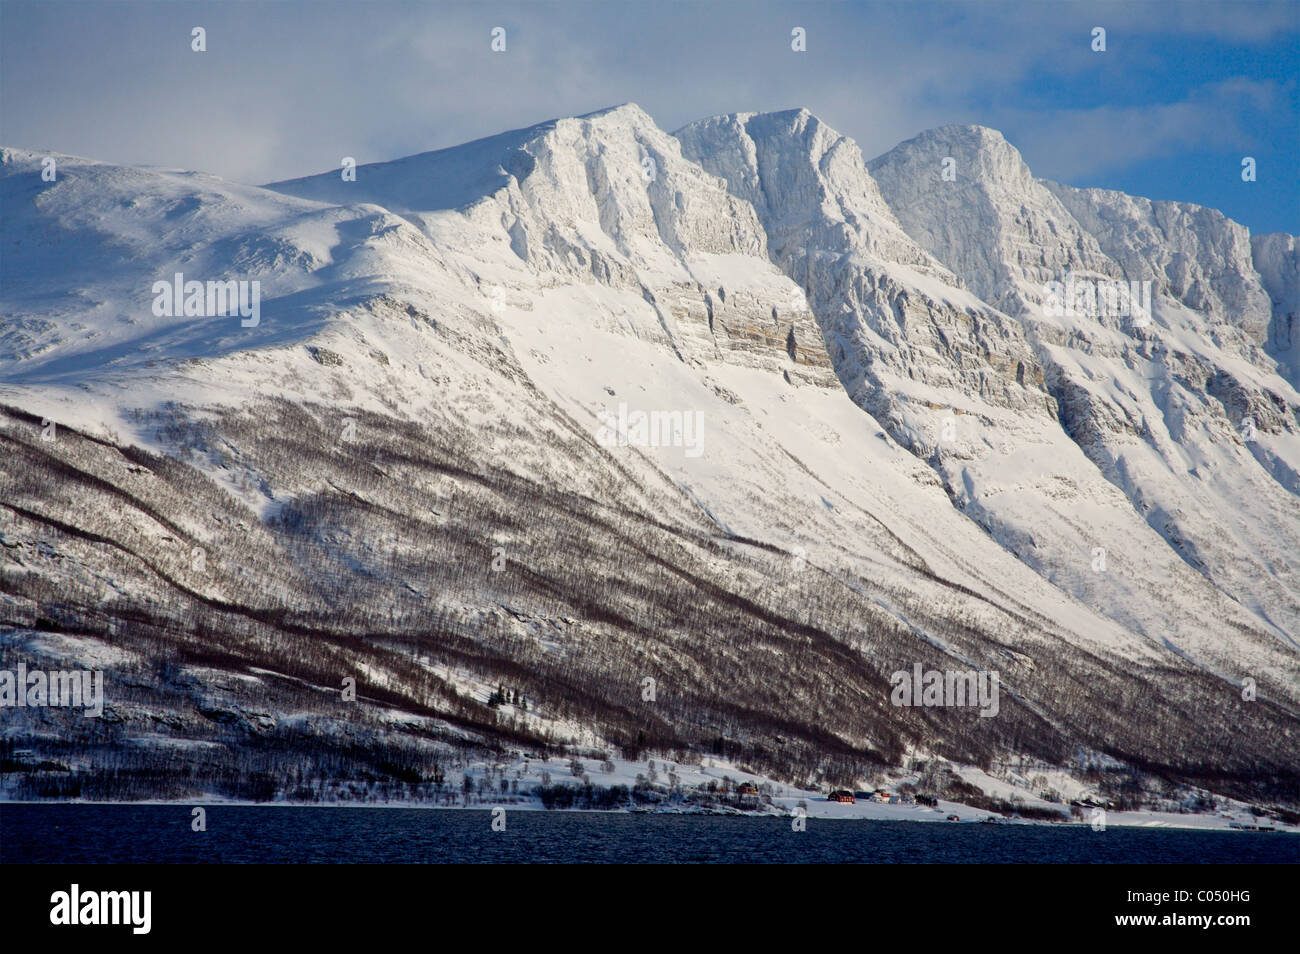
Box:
[4,796,1295,834]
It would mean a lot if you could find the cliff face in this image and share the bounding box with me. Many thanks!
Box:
[1253,231,1300,386]
[271,104,836,385]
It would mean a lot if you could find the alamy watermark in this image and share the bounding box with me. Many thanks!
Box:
[1041,270,1151,326]
[50,884,150,934]
[0,663,103,717]
[596,402,704,458]
[890,664,1000,717]
[152,272,260,327]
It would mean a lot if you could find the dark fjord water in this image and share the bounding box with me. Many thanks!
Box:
[3,805,1297,863]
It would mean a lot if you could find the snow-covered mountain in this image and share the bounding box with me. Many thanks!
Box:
[1,105,1297,812]
[865,125,1300,658]
[680,111,1300,690]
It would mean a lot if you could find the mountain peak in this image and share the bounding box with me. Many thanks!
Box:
[576,102,653,123]
[867,122,1118,312]
[678,107,826,140]
[742,106,816,124]
[870,123,1028,188]
[884,123,1015,153]
[675,107,951,280]
[930,123,1010,143]
[267,103,668,217]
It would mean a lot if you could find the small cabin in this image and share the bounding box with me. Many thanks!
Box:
[735,782,759,796]
[828,789,856,803]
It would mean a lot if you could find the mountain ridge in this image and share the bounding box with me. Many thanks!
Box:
[2,104,1298,810]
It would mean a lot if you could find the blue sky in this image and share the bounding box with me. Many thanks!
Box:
[2,0,1297,233]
